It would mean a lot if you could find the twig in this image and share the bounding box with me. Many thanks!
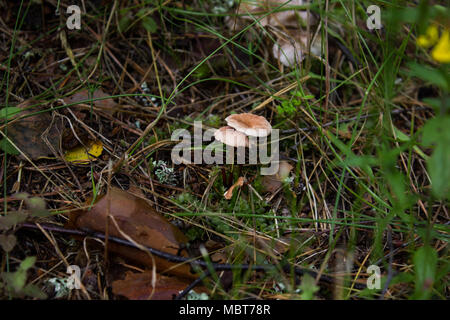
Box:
[174,270,211,300]
[20,222,367,290]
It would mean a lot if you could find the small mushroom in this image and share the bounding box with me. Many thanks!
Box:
[272,32,322,67]
[213,126,248,190]
[223,176,245,200]
[213,126,249,148]
[262,160,294,193]
[214,114,273,193]
[225,113,272,137]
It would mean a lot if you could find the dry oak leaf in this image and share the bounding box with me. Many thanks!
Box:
[4,100,61,160]
[112,271,192,300]
[69,187,193,279]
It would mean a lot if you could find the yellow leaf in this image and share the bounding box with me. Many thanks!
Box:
[64,140,103,164]
[431,29,450,64]
[417,25,439,48]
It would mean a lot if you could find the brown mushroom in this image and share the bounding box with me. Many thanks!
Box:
[213,126,249,148]
[272,33,322,67]
[261,160,294,193]
[213,126,248,189]
[225,113,272,137]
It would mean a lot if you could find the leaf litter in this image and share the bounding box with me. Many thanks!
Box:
[1,100,61,160]
[69,187,194,279]
[1,0,446,301]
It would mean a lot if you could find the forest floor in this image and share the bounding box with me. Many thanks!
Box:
[0,0,448,300]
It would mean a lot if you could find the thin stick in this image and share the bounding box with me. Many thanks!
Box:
[174,270,211,300]
[20,222,367,290]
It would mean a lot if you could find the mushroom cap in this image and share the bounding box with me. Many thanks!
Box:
[214,126,249,148]
[277,161,294,180]
[225,113,272,137]
[261,160,294,193]
[225,0,316,31]
[272,32,322,67]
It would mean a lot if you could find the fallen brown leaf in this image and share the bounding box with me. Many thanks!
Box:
[0,234,17,252]
[63,89,117,114]
[69,187,194,279]
[112,271,191,300]
[5,100,61,160]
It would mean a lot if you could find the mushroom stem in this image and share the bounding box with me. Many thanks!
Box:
[228,164,234,187]
[221,167,228,187]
